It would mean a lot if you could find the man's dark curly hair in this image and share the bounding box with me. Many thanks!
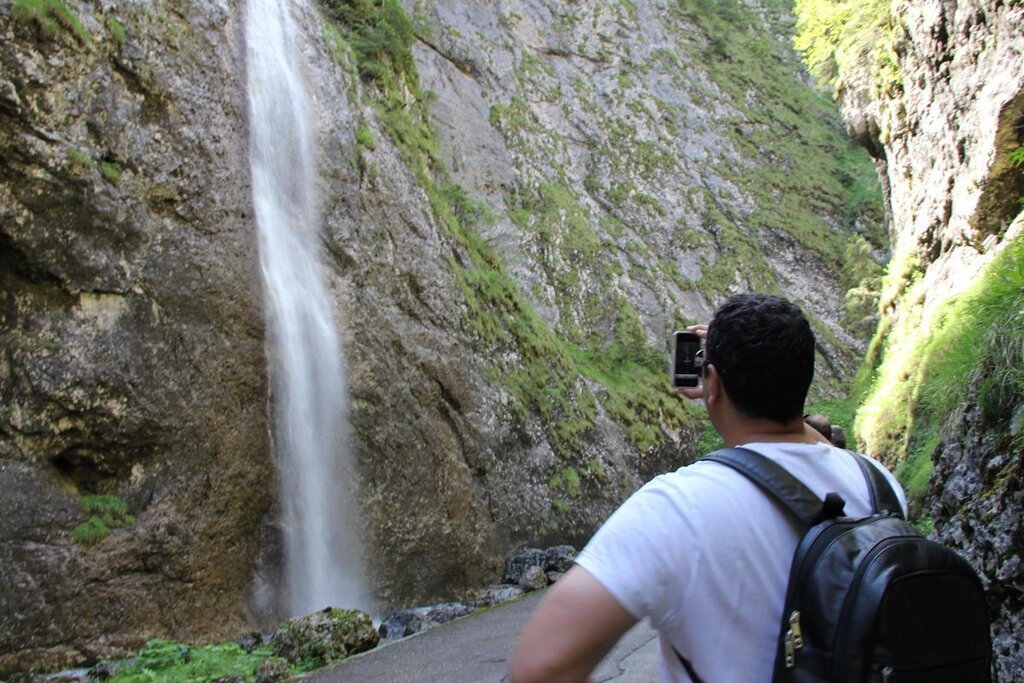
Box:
[705,293,815,423]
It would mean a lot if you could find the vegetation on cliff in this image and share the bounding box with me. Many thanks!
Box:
[10,0,90,44]
[318,0,703,520]
[793,0,903,97]
[70,495,135,545]
[855,235,1024,514]
[794,0,1023,520]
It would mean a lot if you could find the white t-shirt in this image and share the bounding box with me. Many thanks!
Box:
[575,442,908,683]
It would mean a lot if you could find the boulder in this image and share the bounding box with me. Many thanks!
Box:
[378,601,475,641]
[470,585,524,607]
[504,548,546,585]
[270,607,378,667]
[545,570,566,584]
[543,545,578,573]
[424,602,473,626]
[254,658,290,683]
[234,631,262,654]
[377,609,423,640]
[519,565,548,592]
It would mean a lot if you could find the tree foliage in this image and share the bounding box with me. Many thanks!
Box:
[793,0,903,97]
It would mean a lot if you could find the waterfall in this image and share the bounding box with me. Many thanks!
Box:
[244,0,368,616]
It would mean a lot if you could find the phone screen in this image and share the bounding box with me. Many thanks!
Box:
[672,331,702,388]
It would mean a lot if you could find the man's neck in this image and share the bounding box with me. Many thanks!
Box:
[720,416,824,448]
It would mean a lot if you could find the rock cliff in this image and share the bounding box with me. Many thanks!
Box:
[0,0,879,672]
[818,0,1023,678]
[0,0,272,673]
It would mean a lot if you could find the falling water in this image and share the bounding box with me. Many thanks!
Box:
[244,0,368,616]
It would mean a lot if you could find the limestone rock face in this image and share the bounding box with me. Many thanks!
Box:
[0,0,877,673]
[930,397,1024,681]
[0,0,271,673]
[830,1,1023,679]
[836,0,1024,318]
[328,0,879,608]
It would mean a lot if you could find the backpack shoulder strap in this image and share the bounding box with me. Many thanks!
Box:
[703,447,845,527]
[849,452,904,519]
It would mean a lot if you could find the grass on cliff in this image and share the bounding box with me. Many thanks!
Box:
[71,495,135,546]
[669,0,886,309]
[11,0,91,44]
[855,235,1024,513]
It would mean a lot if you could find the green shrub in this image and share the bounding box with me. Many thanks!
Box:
[106,16,126,48]
[71,516,110,546]
[99,639,288,683]
[355,125,377,151]
[66,147,96,173]
[1011,146,1024,206]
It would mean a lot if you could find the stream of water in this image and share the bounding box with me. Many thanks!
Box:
[244,0,368,617]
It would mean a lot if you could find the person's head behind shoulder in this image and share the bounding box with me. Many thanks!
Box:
[804,413,832,441]
[706,293,815,424]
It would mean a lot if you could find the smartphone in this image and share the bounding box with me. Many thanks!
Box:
[672,331,702,388]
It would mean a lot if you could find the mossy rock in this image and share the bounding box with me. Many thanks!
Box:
[269,607,379,669]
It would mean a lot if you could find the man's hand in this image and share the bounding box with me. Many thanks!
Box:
[509,566,637,683]
[676,324,708,400]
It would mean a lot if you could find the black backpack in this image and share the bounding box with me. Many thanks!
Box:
[699,447,992,683]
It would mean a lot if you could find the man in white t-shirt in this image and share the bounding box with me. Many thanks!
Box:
[509,293,906,683]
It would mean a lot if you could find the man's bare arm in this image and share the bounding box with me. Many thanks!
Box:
[509,565,638,683]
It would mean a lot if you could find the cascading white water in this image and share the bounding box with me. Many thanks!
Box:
[244,0,368,617]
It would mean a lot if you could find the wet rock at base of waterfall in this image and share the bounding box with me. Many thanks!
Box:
[503,547,547,584]
[519,565,548,592]
[424,601,473,626]
[269,607,379,667]
[212,676,244,683]
[378,602,475,640]
[469,584,524,607]
[87,662,119,680]
[255,658,291,683]
[544,545,577,574]
[235,631,263,653]
[378,609,423,640]
[7,672,89,683]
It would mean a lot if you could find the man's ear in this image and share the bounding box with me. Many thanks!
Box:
[704,364,720,406]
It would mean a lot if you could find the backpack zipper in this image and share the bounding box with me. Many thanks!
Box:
[784,610,804,668]
[784,517,908,670]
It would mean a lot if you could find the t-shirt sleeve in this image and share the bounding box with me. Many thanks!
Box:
[574,475,697,625]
